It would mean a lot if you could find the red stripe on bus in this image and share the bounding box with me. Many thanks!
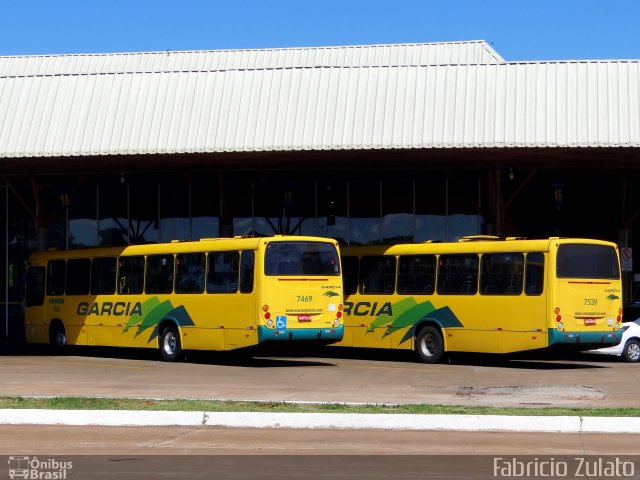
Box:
[277,278,328,281]
[567,281,610,284]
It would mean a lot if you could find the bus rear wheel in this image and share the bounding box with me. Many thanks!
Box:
[160,325,182,362]
[415,326,444,364]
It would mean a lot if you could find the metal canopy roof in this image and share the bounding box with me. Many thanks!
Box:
[0,41,504,77]
[0,41,639,160]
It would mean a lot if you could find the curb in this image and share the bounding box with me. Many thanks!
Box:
[2,409,640,433]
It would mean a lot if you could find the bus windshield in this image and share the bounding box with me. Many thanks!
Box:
[556,244,620,279]
[265,241,340,276]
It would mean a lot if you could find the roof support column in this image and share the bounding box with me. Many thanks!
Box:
[486,169,502,237]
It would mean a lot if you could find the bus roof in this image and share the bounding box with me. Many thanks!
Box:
[28,235,339,261]
[341,237,618,256]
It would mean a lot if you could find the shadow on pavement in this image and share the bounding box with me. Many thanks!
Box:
[0,338,620,370]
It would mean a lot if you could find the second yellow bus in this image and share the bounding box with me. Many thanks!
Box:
[335,237,623,363]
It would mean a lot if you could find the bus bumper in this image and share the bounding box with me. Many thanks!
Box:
[257,325,344,344]
[548,328,622,349]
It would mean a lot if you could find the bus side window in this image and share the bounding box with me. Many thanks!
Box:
[118,256,145,294]
[342,257,359,295]
[239,250,255,294]
[437,254,478,295]
[26,266,46,307]
[525,252,544,295]
[207,251,239,294]
[480,253,524,295]
[359,256,396,295]
[91,257,117,295]
[66,259,91,295]
[46,260,66,296]
[145,254,174,294]
[397,255,436,295]
[176,253,205,294]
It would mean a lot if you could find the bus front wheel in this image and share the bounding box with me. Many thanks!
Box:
[160,325,183,362]
[415,326,444,364]
[48,322,67,354]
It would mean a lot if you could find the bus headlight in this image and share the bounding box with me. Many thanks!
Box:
[557,322,564,331]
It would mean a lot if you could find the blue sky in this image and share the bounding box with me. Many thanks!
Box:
[1,0,639,60]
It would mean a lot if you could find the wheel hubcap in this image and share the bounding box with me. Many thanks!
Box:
[628,343,640,361]
[421,334,436,357]
[56,331,67,346]
[163,332,177,355]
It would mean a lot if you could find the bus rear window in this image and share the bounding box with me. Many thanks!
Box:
[265,242,340,276]
[556,244,620,279]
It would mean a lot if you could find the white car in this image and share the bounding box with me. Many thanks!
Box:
[590,319,640,363]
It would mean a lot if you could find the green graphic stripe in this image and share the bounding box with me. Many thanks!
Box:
[362,298,464,345]
[120,296,196,344]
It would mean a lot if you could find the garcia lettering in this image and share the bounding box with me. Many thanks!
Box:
[77,301,142,317]
[343,301,393,317]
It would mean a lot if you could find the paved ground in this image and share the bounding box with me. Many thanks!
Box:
[1,345,639,407]
[1,425,638,455]
[2,345,640,478]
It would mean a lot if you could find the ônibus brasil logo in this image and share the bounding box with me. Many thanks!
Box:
[8,456,73,479]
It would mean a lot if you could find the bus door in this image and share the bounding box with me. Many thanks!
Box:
[113,256,145,348]
[24,264,47,343]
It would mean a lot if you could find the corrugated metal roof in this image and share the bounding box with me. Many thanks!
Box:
[0,41,504,78]
[1,44,639,158]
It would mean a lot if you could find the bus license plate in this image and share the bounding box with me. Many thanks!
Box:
[583,318,596,326]
[298,315,312,322]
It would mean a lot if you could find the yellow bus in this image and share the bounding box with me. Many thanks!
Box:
[24,236,343,361]
[335,237,623,363]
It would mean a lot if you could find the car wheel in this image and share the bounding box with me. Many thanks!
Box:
[622,339,640,363]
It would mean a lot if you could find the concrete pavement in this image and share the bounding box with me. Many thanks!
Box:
[1,348,640,433]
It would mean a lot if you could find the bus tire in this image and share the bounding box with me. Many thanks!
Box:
[415,326,444,364]
[48,321,67,354]
[160,325,182,362]
[622,339,640,363]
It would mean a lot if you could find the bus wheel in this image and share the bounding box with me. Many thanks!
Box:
[415,326,444,364]
[622,339,640,363]
[49,322,67,354]
[160,325,182,362]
